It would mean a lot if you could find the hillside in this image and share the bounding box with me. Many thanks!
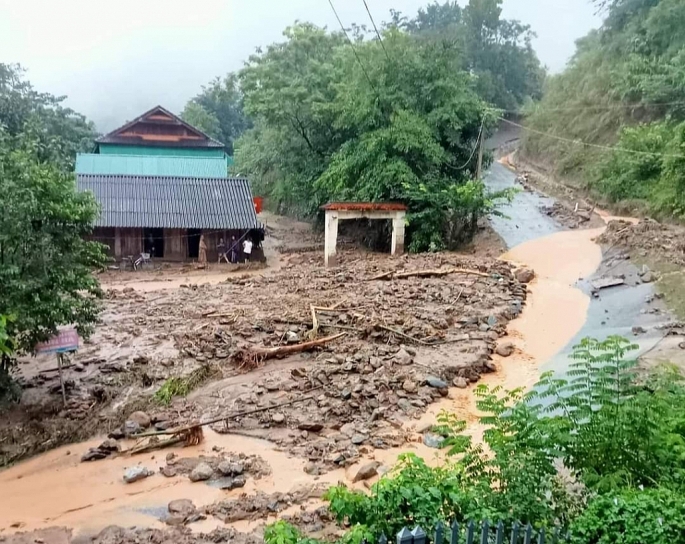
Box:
[520,0,685,218]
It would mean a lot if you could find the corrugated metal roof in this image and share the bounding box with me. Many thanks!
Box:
[76,154,229,178]
[77,174,259,230]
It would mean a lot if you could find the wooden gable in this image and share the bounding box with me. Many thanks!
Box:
[97,105,224,149]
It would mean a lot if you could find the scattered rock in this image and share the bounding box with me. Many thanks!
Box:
[160,465,178,478]
[495,342,515,357]
[189,462,214,482]
[394,348,413,365]
[425,376,448,389]
[453,377,468,389]
[232,475,247,488]
[641,271,655,283]
[81,448,108,462]
[168,499,196,517]
[286,331,300,343]
[515,268,535,284]
[632,326,647,335]
[123,420,141,437]
[423,433,445,449]
[217,461,244,476]
[298,422,324,432]
[353,461,381,483]
[350,434,367,445]
[123,466,153,483]
[272,413,286,424]
[128,411,151,428]
[402,379,418,394]
[98,438,121,453]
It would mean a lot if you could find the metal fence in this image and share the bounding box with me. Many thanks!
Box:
[374,521,568,544]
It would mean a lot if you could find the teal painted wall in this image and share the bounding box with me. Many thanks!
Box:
[76,154,229,178]
[98,143,226,159]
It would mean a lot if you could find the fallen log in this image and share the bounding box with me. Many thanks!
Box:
[236,332,346,368]
[369,267,491,281]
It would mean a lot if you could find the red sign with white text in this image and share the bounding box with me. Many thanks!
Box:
[35,328,80,354]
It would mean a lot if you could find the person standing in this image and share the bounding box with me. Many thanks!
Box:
[229,235,238,264]
[217,238,228,264]
[242,237,253,263]
[198,234,208,267]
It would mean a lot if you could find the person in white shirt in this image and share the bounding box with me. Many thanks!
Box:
[242,238,253,263]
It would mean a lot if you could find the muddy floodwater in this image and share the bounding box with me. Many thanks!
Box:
[0,218,605,536]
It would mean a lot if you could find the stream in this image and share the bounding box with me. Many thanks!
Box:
[0,161,662,538]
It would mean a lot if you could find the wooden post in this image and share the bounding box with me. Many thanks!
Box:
[57,353,66,406]
[476,127,485,180]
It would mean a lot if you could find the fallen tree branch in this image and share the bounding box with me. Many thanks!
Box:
[378,325,431,346]
[369,267,491,281]
[239,332,346,365]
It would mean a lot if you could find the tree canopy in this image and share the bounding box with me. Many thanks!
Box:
[234,22,506,251]
[0,64,105,395]
[522,0,685,217]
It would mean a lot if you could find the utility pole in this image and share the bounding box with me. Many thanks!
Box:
[476,127,485,180]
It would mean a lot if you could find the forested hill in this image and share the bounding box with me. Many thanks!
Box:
[521,0,685,218]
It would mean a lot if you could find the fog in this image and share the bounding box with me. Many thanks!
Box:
[0,0,602,132]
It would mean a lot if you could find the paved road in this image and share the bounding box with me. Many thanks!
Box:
[484,162,672,377]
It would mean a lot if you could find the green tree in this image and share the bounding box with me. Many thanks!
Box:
[181,101,222,142]
[0,135,106,364]
[236,23,509,250]
[0,63,97,170]
[186,73,250,154]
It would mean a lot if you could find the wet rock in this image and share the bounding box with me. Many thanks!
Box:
[189,462,214,482]
[155,420,172,431]
[632,326,647,335]
[98,438,121,453]
[108,428,125,440]
[641,271,655,283]
[286,331,300,343]
[402,379,418,394]
[426,376,448,389]
[487,315,498,328]
[168,499,196,517]
[218,461,244,476]
[166,452,177,463]
[127,411,151,428]
[95,525,126,544]
[304,462,320,475]
[353,461,381,483]
[423,433,445,449]
[160,465,178,478]
[495,342,515,357]
[272,413,286,424]
[298,422,324,432]
[350,434,367,445]
[232,475,247,488]
[394,348,413,366]
[453,377,468,389]
[515,268,535,284]
[123,420,141,437]
[123,466,153,483]
[81,448,108,462]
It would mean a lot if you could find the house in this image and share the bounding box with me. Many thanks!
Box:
[76,106,261,262]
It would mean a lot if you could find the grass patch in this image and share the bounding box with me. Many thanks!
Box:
[154,365,214,405]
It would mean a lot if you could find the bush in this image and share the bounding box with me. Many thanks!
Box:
[570,488,685,544]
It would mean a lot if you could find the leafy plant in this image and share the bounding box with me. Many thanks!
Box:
[154,365,213,405]
[569,488,685,544]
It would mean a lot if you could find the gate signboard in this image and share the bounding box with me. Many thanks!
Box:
[35,328,80,354]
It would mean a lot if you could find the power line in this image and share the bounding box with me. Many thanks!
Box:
[327,0,379,95]
[499,100,685,116]
[362,0,391,62]
[448,115,485,171]
[500,117,685,159]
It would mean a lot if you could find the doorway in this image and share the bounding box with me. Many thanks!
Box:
[142,228,164,258]
[187,229,202,259]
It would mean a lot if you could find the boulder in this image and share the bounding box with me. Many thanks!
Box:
[168,499,196,517]
[453,377,468,389]
[81,448,108,462]
[123,420,141,437]
[123,466,153,483]
[353,461,381,483]
[98,438,121,452]
[495,342,515,357]
[425,376,448,389]
[128,411,151,428]
[423,433,445,449]
[515,268,535,284]
[217,461,244,476]
[272,413,286,424]
[298,422,324,432]
[189,462,214,482]
[393,348,413,366]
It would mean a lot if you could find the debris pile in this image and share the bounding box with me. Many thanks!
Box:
[598,219,685,266]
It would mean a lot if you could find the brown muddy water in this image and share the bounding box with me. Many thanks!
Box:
[0,225,605,537]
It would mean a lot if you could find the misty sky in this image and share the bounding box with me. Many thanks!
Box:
[0,0,602,132]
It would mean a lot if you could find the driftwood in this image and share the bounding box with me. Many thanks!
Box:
[378,325,431,346]
[133,390,322,439]
[369,267,491,281]
[240,332,346,364]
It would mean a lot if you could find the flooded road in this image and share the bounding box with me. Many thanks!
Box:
[0,162,649,538]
